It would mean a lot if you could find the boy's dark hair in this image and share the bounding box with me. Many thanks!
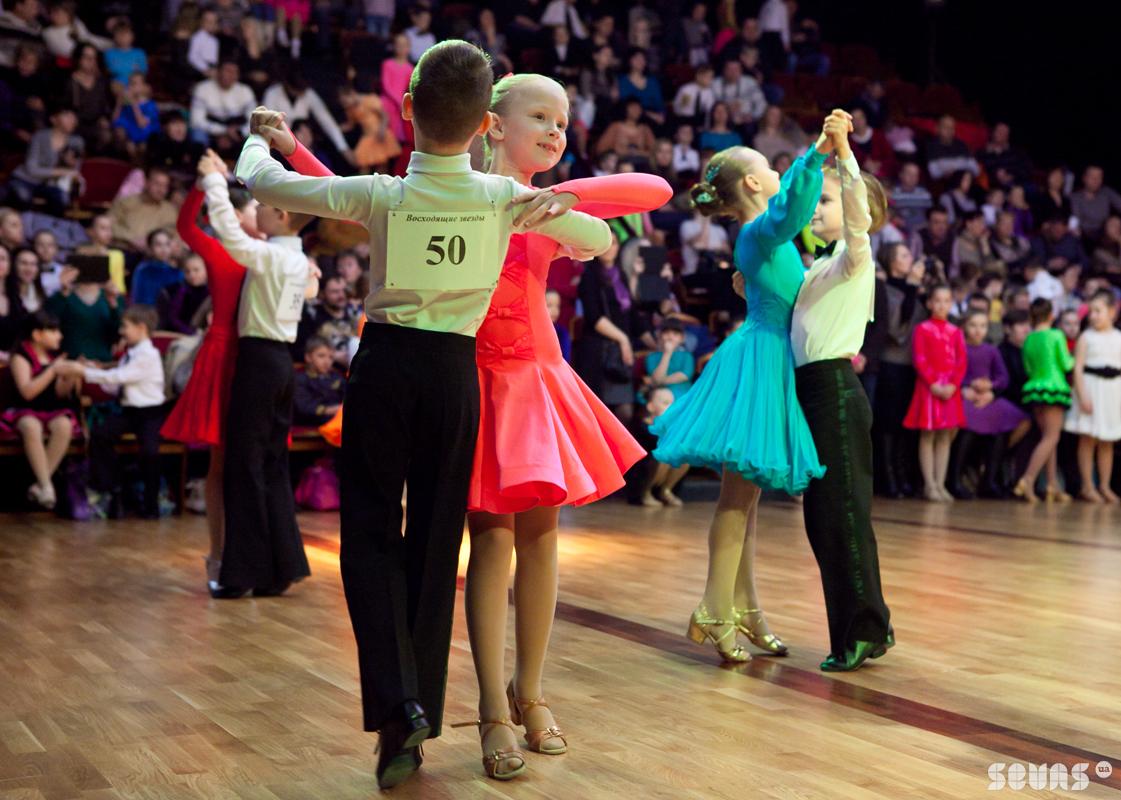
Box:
[304,335,331,357]
[21,309,61,340]
[228,186,253,211]
[284,211,315,234]
[146,227,170,249]
[977,271,1003,291]
[49,101,77,118]
[1003,309,1029,327]
[659,318,685,334]
[967,291,990,308]
[408,40,493,144]
[123,304,159,334]
[927,282,952,298]
[1029,298,1053,326]
[1090,288,1118,307]
[963,307,989,325]
[962,209,986,225]
[927,206,948,220]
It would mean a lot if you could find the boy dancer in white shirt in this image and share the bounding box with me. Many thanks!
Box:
[235,41,609,788]
[792,114,894,672]
[79,305,166,518]
[197,149,319,600]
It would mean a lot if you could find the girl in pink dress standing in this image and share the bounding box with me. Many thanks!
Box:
[903,284,967,501]
[380,33,415,146]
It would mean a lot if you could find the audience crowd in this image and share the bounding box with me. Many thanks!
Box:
[2,0,1119,513]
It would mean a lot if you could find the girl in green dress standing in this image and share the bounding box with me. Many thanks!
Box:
[1014,298,1075,504]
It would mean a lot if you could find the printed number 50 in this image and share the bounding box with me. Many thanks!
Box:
[426,235,466,266]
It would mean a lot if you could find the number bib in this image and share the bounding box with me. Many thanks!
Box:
[385,209,500,292]
[276,275,306,323]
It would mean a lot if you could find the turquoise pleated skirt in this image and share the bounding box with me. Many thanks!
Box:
[650,320,825,494]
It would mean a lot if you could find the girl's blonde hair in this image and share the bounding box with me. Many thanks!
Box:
[689,146,760,218]
[483,73,567,169]
[822,166,890,233]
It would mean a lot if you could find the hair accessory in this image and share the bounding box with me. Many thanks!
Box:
[694,189,715,204]
[704,161,721,183]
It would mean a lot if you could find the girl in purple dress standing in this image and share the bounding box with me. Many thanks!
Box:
[946,309,1031,498]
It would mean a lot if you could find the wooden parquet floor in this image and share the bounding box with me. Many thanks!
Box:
[2,490,1120,799]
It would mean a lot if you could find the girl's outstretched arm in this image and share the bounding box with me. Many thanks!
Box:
[552,173,673,219]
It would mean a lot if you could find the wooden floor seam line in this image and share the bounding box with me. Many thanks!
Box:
[870,514,1121,551]
[299,532,1121,791]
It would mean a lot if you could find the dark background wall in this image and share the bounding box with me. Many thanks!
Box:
[801,0,1119,180]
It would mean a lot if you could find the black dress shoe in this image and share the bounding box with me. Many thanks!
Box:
[376,701,430,790]
[947,484,974,500]
[978,481,1007,499]
[252,582,292,597]
[107,492,126,520]
[209,581,249,599]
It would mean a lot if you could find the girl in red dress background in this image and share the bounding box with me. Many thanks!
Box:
[904,284,967,502]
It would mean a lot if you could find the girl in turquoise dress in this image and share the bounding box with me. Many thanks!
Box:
[652,113,846,663]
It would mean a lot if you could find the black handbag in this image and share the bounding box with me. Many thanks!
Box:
[602,340,631,383]
[595,279,633,383]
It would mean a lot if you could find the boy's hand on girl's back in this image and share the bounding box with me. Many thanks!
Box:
[509,189,578,229]
[731,270,746,300]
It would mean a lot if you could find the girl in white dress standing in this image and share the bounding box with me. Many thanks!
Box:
[1065,289,1121,503]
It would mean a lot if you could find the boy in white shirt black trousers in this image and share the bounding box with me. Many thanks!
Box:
[77,305,167,518]
[79,304,165,517]
[237,42,609,789]
[197,149,319,598]
[791,117,893,672]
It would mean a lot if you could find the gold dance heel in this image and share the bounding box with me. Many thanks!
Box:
[1045,486,1072,504]
[733,607,789,656]
[686,606,751,663]
[507,684,567,754]
[1012,478,1038,504]
[451,718,527,780]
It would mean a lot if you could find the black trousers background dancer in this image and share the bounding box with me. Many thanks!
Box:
[790,130,893,671]
[796,359,893,670]
[221,338,310,591]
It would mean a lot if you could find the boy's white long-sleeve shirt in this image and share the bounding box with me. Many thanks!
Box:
[83,338,166,408]
[235,134,611,337]
[791,153,875,367]
[201,172,309,342]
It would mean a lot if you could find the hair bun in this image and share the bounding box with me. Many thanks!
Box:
[690,181,721,215]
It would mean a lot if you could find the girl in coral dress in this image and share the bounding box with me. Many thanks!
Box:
[161,143,331,595]
[460,74,670,781]
[903,284,967,502]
